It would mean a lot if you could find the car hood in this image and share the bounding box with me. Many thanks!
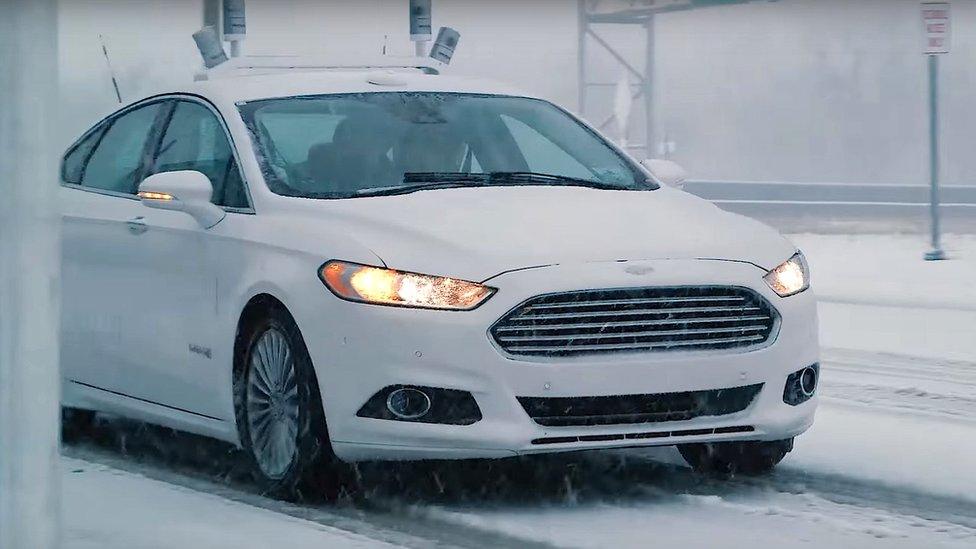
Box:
[284,186,796,282]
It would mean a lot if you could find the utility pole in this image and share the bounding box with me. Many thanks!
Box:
[924,53,945,260]
[644,14,655,160]
[921,2,950,260]
[0,0,62,548]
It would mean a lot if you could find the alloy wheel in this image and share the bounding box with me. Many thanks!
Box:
[246,328,300,480]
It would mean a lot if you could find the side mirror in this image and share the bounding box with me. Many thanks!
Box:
[640,159,688,190]
[138,171,225,229]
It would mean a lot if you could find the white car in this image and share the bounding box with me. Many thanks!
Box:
[60,60,818,497]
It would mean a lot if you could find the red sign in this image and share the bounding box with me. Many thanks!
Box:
[922,2,951,54]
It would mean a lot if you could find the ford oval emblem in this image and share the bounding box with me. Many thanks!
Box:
[624,264,655,276]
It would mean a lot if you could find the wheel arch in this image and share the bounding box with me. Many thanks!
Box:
[231,291,328,439]
[233,293,294,378]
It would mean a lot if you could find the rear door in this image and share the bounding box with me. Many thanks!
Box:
[61,100,170,395]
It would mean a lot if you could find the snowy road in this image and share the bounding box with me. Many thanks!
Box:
[63,345,976,548]
[61,234,976,548]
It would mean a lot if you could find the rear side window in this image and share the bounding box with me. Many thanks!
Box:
[62,125,106,185]
[149,101,249,209]
[81,103,164,194]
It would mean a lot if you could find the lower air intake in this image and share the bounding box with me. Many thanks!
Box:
[530,425,756,445]
[517,383,763,427]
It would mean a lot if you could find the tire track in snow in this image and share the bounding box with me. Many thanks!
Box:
[823,348,976,386]
[62,346,976,547]
[606,451,976,540]
[379,451,976,546]
[821,347,976,421]
[63,427,559,549]
[64,419,976,548]
[742,467,976,532]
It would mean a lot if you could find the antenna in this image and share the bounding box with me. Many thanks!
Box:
[98,35,123,104]
[429,27,460,65]
[409,0,432,57]
[222,0,246,57]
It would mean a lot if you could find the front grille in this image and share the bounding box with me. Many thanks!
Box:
[517,383,763,427]
[490,286,776,357]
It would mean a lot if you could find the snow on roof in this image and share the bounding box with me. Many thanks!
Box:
[177,56,535,105]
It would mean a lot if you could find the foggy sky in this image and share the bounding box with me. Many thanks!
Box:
[57,0,976,186]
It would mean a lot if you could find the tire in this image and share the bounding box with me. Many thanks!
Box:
[234,305,339,500]
[678,438,793,476]
[61,407,97,442]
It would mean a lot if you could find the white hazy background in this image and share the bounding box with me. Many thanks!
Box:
[58,0,976,186]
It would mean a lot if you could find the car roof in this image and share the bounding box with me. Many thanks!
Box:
[173,68,539,106]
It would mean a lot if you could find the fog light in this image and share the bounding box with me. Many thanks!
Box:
[386,388,431,419]
[357,385,482,425]
[784,364,819,406]
[799,366,818,397]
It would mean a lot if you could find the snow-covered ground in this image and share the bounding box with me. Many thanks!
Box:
[62,233,976,548]
[795,233,976,312]
[62,457,398,549]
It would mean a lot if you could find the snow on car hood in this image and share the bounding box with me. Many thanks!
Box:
[291,186,796,282]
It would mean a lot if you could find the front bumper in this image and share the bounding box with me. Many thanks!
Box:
[300,258,819,462]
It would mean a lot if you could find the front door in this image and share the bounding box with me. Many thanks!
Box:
[121,98,250,420]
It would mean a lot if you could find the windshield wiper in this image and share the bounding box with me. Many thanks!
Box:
[402,172,491,184]
[404,171,625,190]
[354,171,630,198]
[487,172,628,191]
[355,173,492,197]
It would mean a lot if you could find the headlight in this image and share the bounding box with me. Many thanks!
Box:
[319,261,495,310]
[763,251,810,297]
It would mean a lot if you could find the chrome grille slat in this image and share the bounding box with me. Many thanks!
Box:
[491,287,776,357]
[509,306,762,322]
[494,315,772,333]
[520,295,746,311]
[497,324,769,343]
[504,334,767,353]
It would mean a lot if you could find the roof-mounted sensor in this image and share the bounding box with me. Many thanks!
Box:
[193,26,229,69]
[429,27,460,65]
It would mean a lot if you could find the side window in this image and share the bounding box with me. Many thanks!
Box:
[82,103,164,194]
[62,125,106,185]
[150,101,249,209]
[500,114,593,179]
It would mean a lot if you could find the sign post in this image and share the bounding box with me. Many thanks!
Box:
[922,2,950,260]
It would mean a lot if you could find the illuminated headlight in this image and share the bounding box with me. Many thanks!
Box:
[319,261,495,310]
[763,251,810,297]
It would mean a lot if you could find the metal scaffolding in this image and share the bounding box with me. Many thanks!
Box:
[578,0,775,159]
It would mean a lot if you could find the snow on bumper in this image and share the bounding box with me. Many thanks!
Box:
[301,258,819,462]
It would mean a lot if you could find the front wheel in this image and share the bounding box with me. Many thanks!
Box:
[235,307,339,500]
[679,439,793,476]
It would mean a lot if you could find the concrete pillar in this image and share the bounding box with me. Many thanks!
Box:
[0,0,62,547]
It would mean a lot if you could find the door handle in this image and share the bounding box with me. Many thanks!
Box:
[126,216,148,235]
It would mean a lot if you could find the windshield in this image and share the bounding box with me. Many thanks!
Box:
[238,92,653,198]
